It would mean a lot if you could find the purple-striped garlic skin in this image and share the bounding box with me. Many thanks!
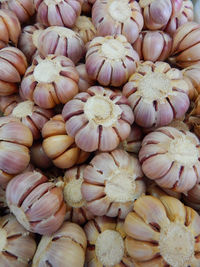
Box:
[92,0,144,44]
[62,86,134,152]
[164,0,194,36]
[20,54,79,109]
[0,9,21,48]
[81,149,145,219]
[73,16,96,45]
[10,100,54,140]
[123,61,190,128]
[120,123,144,154]
[6,171,66,235]
[139,0,182,30]
[18,23,45,64]
[0,47,27,96]
[0,117,33,187]
[133,31,172,62]
[37,26,85,64]
[1,0,35,23]
[86,35,139,87]
[63,165,94,225]
[139,126,200,193]
[34,0,83,28]
[0,214,37,267]
[32,222,87,267]
[76,64,96,92]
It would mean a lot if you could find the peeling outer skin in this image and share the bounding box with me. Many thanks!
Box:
[92,0,144,44]
[1,0,35,23]
[85,35,139,87]
[163,0,194,37]
[18,23,46,64]
[37,26,85,65]
[0,47,28,96]
[122,61,190,128]
[62,86,134,152]
[6,171,66,235]
[170,22,200,68]
[81,149,145,219]
[32,222,87,267]
[0,9,21,47]
[139,126,200,193]
[20,54,79,109]
[34,0,84,28]
[133,30,172,62]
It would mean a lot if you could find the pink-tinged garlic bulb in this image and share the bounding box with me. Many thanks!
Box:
[82,149,145,218]
[8,100,54,140]
[120,123,144,154]
[62,165,94,225]
[30,141,52,169]
[164,0,194,36]
[133,30,172,62]
[6,171,66,235]
[32,222,86,267]
[34,0,83,28]
[124,195,200,266]
[76,64,96,92]
[92,0,144,44]
[193,0,200,23]
[0,47,27,96]
[37,26,85,64]
[18,23,45,64]
[62,86,134,152]
[20,54,79,109]
[0,9,21,48]
[0,94,21,116]
[73,16,96,44]
[0,117,33,188]
[1,0,35,23]
[170,22,200,68]
[86,35,139,87]
[42,115,90,169]
[0,214,36,266]
[182,63,200,97]
[139,126,200,193]
[84,216,136,266]
[140,0,182,30]
[123,61,190,128]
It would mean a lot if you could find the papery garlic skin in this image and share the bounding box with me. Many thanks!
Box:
[171,22,200,68]
[0,214,37,266]
[82,149,145,219]
[37,26,85,64]
[0,47,27,96]
[86,35,139,87]
[62,165,94,225]
[62,86,134,152]
[18,23,45,63]
[139,126,200,193]
[124,195,200,266]
[32,222,87,267]
[34,0,83,28]
[0,117,33,187]
[76,64,96,92]
[20,54,79,109]
[73,16,96,44]
[123,61,190,128]
[84,216,134,266]
[6,171,66,235]
[0,9,21,48]
[92,0,144,44]
[1,0,35,23]
[133,31,172,62]
[42,115,90,169]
